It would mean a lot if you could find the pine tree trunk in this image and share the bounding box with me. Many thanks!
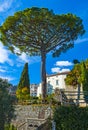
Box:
[41,52,47,101]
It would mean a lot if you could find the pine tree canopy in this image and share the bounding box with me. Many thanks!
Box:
[0,7,85,56]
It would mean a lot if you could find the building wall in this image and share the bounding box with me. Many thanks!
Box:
[37,83,42,97]
[30,84,38,97]
[37,72,68,97]
[47,74,67,89]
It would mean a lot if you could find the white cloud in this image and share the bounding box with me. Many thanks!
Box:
[55,61,73,67]
[0,68,6,72]
[0,0,13,12]
[75,38,88,44]
[59,68,70,73]
[0,66,6,72]
[29,56,40,64]
[51,67,60,73]
[51,60,71,73]
[0,75,14,81]
[51,67,70,73]
[17,53,40,66]
[0,42,13,65]
[18,52,29,63]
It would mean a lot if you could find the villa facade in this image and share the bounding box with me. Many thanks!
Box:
[37,71,69,97]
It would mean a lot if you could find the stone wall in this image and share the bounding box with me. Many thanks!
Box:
[11,105,51,129]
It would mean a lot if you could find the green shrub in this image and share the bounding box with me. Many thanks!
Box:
[32,99,38,104]
[54,106,88,130]
[5,124,17,130]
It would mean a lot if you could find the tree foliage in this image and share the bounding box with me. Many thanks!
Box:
[65,60,88,89]
[16,62,30,101]
[80,62,88,102]
[65,63,81,87]
[0,7,85,99]
[5,124,17,130]
[81,62,88,87]
[54,106,88,130]
[18,62,30,89]
[65,60,88,103]
[73,59,80,64]
[0,78,14,130]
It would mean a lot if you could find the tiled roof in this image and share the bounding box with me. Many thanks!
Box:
[46,71,70,77]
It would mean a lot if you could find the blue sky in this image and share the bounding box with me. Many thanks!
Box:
[0,0,88,85]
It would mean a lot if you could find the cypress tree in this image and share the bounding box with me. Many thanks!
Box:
[80,62,88,103]
[18,62,30,89]
[16,63,30,101]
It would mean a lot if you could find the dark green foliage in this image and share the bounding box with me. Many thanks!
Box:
[80,62,88,91]
[54,106,88,130]
[80,62,88,103]
[73,59,80,64]
[16,63,30,101]
[37,118,52,130]
[0,7,85,99]
[18,62,30,89]
[5,124,17,130]
[0,78,15,130]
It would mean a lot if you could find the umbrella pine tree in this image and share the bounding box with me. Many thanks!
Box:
[0,7,85,100]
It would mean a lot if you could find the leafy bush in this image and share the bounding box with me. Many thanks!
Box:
[0,78,15,130]
[54,106,88,130]
[37,118,52,130]
[5,124,17,130]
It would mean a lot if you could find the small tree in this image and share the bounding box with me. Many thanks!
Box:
[65,60,88,104]
[16,62,30,101]
[65,63,81,86]
[0,78,14,130]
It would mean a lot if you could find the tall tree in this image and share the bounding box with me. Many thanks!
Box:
[18,62,30,89]
[80,62,88,103]
[0,78,14,130]
[0,7,85,100]
[16,62,30,101]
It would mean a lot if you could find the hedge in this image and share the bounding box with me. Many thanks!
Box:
[53,106,88,130]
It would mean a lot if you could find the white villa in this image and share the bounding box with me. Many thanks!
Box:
[37,71,69,97]
[30,72,85,106]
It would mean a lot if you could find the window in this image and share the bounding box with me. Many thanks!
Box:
[48,89,50,93]
[56,80,59,85]
[48,81,50,84]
